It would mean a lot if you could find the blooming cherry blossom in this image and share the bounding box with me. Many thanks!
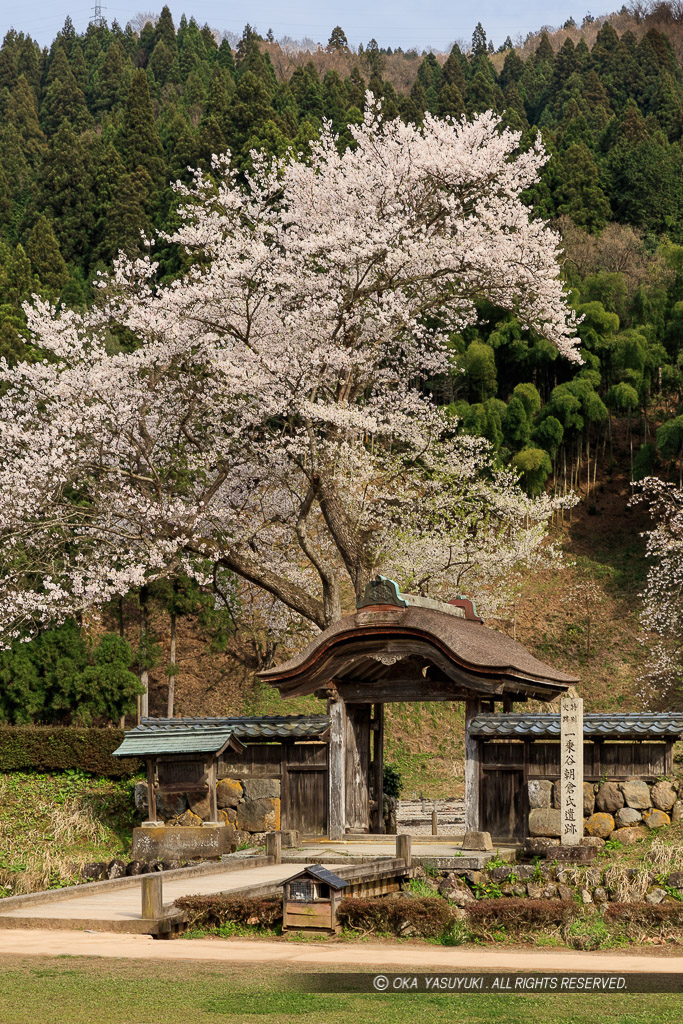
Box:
[635,479,683,699]
[0,102,580,642]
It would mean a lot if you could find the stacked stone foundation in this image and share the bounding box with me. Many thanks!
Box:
[528,777,681,844]
[135,775,281,850]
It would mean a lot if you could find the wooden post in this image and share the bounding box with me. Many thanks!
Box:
[266,832,282,864]
[328,695,346,840]
[141,874,163,919]
[503,695,514,713]
[372,702,384,833]
[208,759,218,823]
[465,699,481,833]
[146,759,157,823]
[432,808,438,835]
[396,834,411,867]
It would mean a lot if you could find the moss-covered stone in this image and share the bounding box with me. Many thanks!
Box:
[584,812,615,838]
[216,778,243,809]
[643,809,670,829]
[237,797,280,832]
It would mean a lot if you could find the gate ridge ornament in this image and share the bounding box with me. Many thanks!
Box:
[357,576,408,609]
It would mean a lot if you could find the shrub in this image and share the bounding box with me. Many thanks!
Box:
[0,726,140,777]
[383,763,403,798]
[466,898,573,930]
[0,620,142,726]
[604,902,683,926]
[176,895,282,929]
[338,896,455,937]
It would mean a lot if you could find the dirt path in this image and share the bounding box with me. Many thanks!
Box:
[0,929,681,971]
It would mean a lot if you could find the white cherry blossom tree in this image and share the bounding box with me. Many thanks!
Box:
[636,479,683,700]
[0,102,581,642]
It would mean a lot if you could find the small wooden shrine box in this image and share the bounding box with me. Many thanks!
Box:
[282,864,348,934]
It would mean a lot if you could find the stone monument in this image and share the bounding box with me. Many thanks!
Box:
[560,692,583,846]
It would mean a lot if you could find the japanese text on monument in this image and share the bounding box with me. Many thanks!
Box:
[560,694,583,846]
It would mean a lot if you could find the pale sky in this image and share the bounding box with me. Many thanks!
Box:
[1,2,605,52]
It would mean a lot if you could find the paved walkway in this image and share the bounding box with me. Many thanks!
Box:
[0,864,307,923]
[288,838,514,868]
[397,797,465,836]
[294,840,466,857]
[0,930,681,971]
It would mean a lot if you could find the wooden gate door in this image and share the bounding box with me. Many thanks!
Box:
[281,743,328,835]
[480,768,526,841]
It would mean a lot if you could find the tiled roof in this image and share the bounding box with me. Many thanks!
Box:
[283,864,349,889]
[470,712,683,740]
[113,715,330,757]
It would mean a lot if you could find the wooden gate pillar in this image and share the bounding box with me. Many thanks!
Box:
[328,694,347,840]
[372,702,384,833]
[464,699,481,832]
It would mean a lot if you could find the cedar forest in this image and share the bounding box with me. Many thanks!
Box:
[0,4,682,728]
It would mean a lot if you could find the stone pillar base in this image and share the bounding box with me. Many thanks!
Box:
[547,844,597,863]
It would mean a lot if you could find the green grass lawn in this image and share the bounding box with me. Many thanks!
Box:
[0,958,680,1024]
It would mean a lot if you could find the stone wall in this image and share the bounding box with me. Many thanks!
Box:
[135,776,281,846]
[528,778,682,844]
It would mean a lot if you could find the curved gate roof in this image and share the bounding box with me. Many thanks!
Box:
[260,578,577,704]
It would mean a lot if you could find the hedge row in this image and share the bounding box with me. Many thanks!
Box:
[466,898,572,929]
[172,895,683,941]
[175,895,282,929]
[339,896,457,937]
[604,902,683,925]
[0,726,142,777]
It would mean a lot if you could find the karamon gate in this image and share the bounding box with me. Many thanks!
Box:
[115,575,683,850]
[259,576,577,840]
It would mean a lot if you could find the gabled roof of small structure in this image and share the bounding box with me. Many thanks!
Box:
[470,712,683,740]
[260,579,577,702]
[112,715,330,758]
[283,863,349,890]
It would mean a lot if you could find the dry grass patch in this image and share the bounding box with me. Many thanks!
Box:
[0,770,137,896]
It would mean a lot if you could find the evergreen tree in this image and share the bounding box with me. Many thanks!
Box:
[69,41,89,94]
[120,70,165,189]
[327,26,349,51]
[217,39,236,77]
[0,619,141,726]
[154,5,177,51]
[471,22,488,58]
[25,216,68,295]
[7,74,45,166]
[553,143,611,231]
[92,39,132,112]
[98,167,155,261]
[38,122,95,265]
[41,47,92,135]
[148,39,177,87]
[499,48,525,89]
[0,36,18,92]
[438,81,465,119]
[535,32,555,66]
[346,67,366,109]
